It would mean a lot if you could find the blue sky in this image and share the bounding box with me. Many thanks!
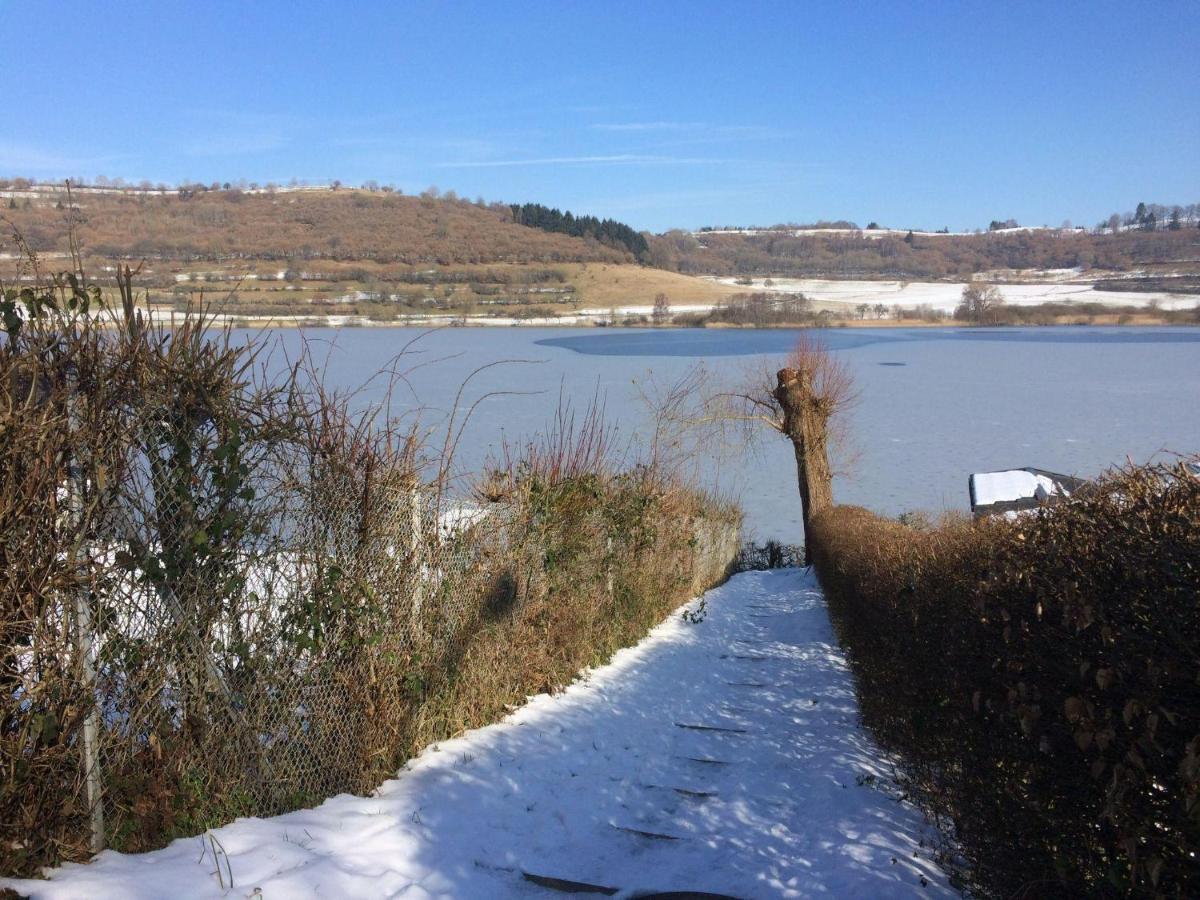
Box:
[3,1,1197,231]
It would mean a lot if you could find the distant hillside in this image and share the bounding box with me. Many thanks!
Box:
[0,185,633,266]
[647,226,1200,279]
[0,183,736,323]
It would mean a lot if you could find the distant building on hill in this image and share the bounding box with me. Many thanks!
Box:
[969,467,1088,519]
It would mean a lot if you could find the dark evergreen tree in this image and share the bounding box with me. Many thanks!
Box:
[509,203,649,259]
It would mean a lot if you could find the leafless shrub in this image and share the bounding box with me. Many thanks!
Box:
[0,241,740,875]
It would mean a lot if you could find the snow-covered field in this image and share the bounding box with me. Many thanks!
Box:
[3,570,955,899]
[240,277,1193,329]
[709,277,1200,312]
[694,228,975,239]
[135,272,1199,329]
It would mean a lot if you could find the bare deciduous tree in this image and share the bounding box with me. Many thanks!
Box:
[955,282,1005,324]
[652,292,670,325]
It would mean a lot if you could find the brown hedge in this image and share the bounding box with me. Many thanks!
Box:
[809,463,1200,897]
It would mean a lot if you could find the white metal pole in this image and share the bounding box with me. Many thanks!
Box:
[68,453,105,853]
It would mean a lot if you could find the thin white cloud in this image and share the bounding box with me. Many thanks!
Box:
[434,154,734,169]
[591,121,708,132]
[591,122,782,141]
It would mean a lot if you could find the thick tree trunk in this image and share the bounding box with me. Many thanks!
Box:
[773,367,834,565]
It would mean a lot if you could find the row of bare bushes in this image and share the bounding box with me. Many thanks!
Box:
[809,463,1200,897]
[0,265,738,875]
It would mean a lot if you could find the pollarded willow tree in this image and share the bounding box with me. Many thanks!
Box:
[708,333,856,564]
[767,338,855,563]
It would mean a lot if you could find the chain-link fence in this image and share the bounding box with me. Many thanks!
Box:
[86,475,494,846]
[1,306,739,875]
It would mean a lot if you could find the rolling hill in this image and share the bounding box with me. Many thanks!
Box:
[1,186,632,265]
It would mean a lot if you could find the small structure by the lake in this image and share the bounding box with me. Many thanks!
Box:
[969,467,1087,519]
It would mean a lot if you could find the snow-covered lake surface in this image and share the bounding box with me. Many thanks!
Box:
[257,325,1200,542]
[2,570,957,899]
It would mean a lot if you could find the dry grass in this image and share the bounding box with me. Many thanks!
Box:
[1,189,630,265]
[563,263,739,307]
[0,254,740,324]
[406,479,738,754]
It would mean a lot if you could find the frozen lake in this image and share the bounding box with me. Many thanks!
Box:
[258,326,1200,541]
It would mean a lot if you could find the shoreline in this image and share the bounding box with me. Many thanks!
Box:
[140,309,1194,330]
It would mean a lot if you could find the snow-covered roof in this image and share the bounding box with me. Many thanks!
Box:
[969,467,1084,516]
[971,470,1063,507]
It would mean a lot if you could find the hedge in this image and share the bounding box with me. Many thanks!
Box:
[810,462,1200,897]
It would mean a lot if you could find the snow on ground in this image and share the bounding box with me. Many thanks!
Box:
[185,274,1198,329]
[692,228,974,239]
[2,570,955,900]
[709,277,1200,312]
[576,303,715,317]
[437,501,490,540]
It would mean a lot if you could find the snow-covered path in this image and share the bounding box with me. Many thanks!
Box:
[5,570,955,899]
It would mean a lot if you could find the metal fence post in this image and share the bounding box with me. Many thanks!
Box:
[68,454,105,853]
[411,487,425,625]
[606,535,614,599]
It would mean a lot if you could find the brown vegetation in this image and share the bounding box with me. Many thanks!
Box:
[2,189,631,265]
[1093,276,1200,295]
[677,291,1200,330]
[809,463,1200,897]
[0,263,739,875]
[954,282,1007,323]
[0,190,745,320]
[650,228,1200,280]
[6,187,1197,327]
